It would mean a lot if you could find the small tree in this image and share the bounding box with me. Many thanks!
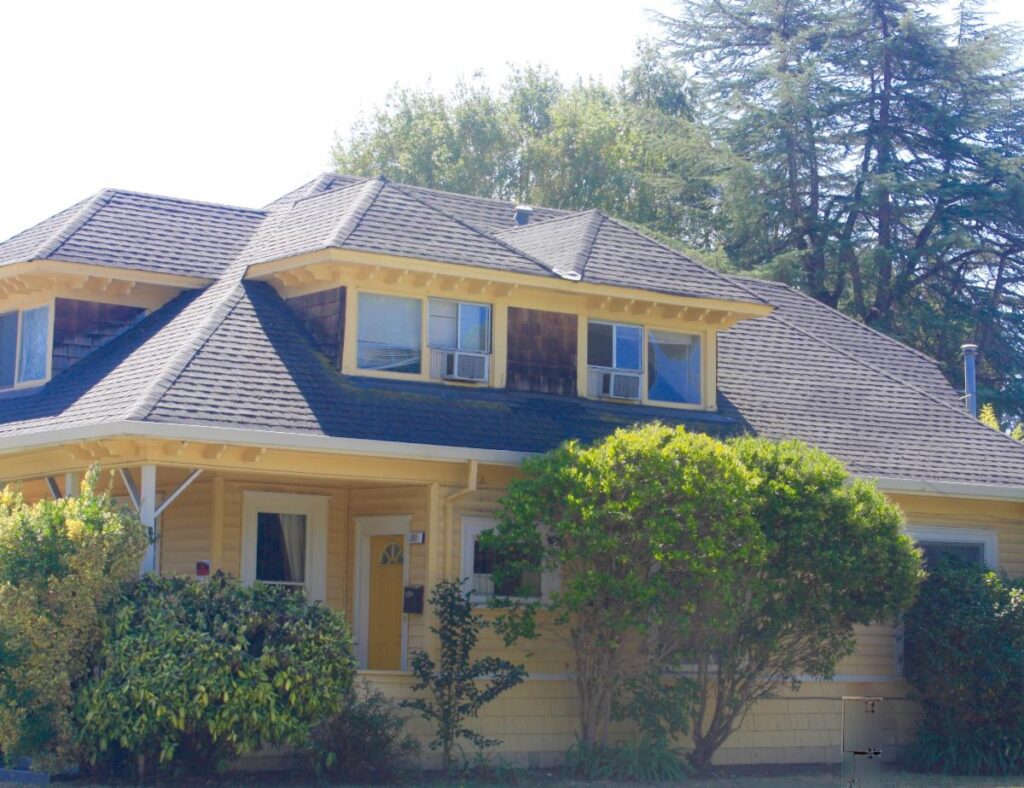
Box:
[678,437,920,769]
[492,424,762,748]
[492,426,921,770]
[403,580,526,771]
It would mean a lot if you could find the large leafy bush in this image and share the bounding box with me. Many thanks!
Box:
[77,573,357,780]
[491,425,920,769]
[904,558,1024,774]
[0,473,147,768]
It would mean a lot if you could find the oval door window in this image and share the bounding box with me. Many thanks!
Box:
[379,542,404,566]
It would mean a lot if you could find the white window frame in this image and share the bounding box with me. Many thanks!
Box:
[241,491,328,602]
[906,525,998,568]
[0,300,54,391]
[428,297,492,353]
[460,516,557,605]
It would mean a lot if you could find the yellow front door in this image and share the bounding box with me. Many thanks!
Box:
[367,535,404,670]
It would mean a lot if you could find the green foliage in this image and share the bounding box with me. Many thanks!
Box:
[564,737,693,782]
[311,679,419,784]
[658,0,1024,421]
[0,471,147,769]
[980,404,1023,442]
[76,573,356,780]
[403,579,526,771]
[904,558,1024,775]
[492,425,920,769]
[492,423,762,748]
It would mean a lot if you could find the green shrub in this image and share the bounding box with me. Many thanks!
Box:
[404,579,526,771]
[0,472,147,769]
[564,737,692,782]
[312,679,419,783]
[904,557,1024,774]
[77,573,356,780]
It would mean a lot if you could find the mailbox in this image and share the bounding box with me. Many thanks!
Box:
[403,585,424,614]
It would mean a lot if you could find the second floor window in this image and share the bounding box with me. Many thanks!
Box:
[357,293,422,374]
[428,299,491,353]
[587,319,702,405]
[0,304,50,389]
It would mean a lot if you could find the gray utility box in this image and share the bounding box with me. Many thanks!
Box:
[841,696,883,786]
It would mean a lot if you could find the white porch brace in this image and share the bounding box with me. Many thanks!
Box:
[123,465,203,575]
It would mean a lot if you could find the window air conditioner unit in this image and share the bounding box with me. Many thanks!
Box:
[600,371,641,400]
[443,351,489,383]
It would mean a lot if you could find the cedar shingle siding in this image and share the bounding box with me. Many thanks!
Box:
[506,307,577,396]
[52,298,144,374]
[286,287,346,368]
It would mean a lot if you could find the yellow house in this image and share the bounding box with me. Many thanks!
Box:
[1,173,1023,766]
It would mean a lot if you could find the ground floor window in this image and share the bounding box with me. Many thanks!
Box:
[460,516,554,603]
[907,525,996,569]
[242,491,327,601]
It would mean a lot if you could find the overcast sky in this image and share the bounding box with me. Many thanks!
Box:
[1,0,1021,241]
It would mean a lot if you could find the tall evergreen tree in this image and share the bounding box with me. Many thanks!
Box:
[658,0,1024,420]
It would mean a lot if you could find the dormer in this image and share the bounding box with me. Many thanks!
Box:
[247,176,771,410]
[0,188,263,391]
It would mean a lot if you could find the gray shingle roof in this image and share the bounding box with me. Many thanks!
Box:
[0,175,763,304]
[0,190,264,279]
[1,174,1021,489]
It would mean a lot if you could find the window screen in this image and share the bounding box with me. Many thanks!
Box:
[17,305,50,383]
[357,293,422,373]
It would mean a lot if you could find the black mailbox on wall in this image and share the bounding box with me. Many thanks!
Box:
[403,585,424,614]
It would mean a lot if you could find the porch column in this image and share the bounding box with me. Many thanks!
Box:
[139,464,158,574]
[64,472,80,499]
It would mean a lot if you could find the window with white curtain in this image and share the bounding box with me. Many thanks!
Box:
[357,293,422,374]
[242,492,327,601]
[460,516,556,604]
[0,304,50,389]
[256,512,307,587]
[647,329,701,404]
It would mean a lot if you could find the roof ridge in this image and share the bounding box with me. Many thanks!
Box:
[728,274,947,371]
[324,178,386,248]
[600,215,770,307]
[94,187,266,215]
[301,172,340,200]
[385,176,572,218]
[573,210,605,277]
[759,297,1024,449]
[382,179,558,276]
[34,189,114,261]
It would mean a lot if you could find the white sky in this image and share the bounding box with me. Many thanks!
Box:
[1,0,1021,241]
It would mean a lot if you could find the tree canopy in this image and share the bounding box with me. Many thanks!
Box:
[331,4,1024,425]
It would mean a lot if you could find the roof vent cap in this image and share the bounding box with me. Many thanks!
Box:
[554,268,582,281]
[514,205,534,226]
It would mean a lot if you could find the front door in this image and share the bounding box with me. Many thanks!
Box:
[367,534,404,670]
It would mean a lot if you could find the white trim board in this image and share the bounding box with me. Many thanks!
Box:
[353,514,412,671]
